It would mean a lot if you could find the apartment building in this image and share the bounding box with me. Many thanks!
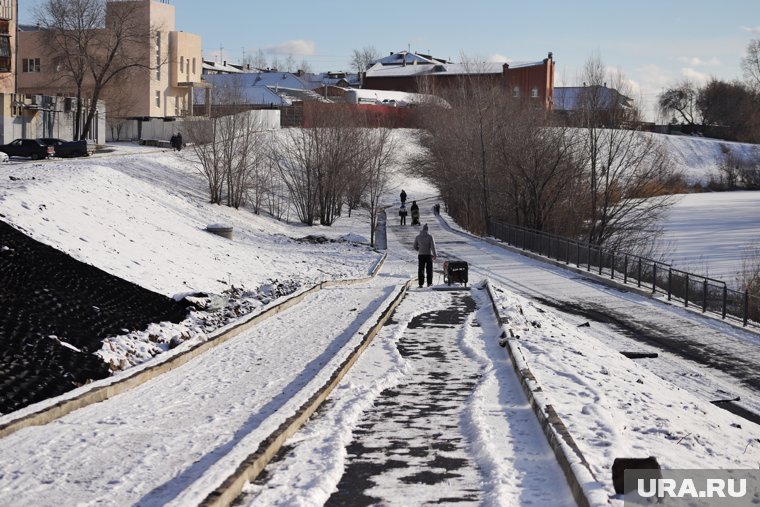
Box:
[18,0,203,124]
[0,0,15,94]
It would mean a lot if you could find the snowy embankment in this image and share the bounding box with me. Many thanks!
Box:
[0,142,390,371]
[643,134,760,283]
[490,283,760,503]
[661,134,760,185]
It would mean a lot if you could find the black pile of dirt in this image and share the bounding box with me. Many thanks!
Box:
[0,220,189,415]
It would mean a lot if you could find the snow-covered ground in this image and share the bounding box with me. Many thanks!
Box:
[658,190,760,284]
[1,132,760,505]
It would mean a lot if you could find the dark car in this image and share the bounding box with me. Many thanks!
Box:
[0,139,54,160]
[37,138,95,158]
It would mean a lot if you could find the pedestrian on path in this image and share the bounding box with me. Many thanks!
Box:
[410,200,420,225]
[413,224,437,287]
[399,203,408,225]
[400,189,407,205]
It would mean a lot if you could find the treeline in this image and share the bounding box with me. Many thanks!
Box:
[411,56,677,253]
[659,78,760,143]
[659,39,760,144]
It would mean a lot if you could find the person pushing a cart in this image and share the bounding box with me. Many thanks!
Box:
[413,224,437,288]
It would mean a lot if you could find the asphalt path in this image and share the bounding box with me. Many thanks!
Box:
[392,201,760,420]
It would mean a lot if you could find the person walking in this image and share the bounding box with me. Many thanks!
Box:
[410,200,420,225]
[400,189,407,205]
[413,224,437,288]
[175,132,183,152]
[399,203,408,225]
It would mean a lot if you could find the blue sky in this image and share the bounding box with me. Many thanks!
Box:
[19,0,760,121]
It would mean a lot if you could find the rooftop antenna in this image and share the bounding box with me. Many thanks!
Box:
[218,43,224,63]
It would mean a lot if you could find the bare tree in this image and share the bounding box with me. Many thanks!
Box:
[360,128,396,247]
[658,80,701,126]
[184,116,225,204]
[242,48,268,71]
[184,81,270,209]
[270,55,282,71]
[35,0,164,140]
[412,66,506,234]
[350,46,380,74]
[284,54,296,73]
[493,109,584,233]
[273,127,319,224]
[576,54,675,250]
[743,39,760,91]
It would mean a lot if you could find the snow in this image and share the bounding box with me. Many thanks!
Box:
[1,131,760,505]
[658,190,760,283]
[490,285,760,501]
[661,134,760,185]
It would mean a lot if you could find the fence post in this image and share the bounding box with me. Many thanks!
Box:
[744,290,749,327]
[624,255,628,284]
[652,263,657,293]
[722,285,727,319]
[685,274,689,308]
[637,258,642,288]
[598,249,603,275]
[565,240,570,265]
[577,241,581,268]
[611,252,615,280]
[587,245,591,272]
[702,279,708,313]
[668,268,672,301]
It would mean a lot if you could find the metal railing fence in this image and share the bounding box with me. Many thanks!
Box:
[487,220,759,327]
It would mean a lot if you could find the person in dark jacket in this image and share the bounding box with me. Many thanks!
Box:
[410,200,420,225]
[413,224,437,287]
[399,203,408,225]
[400,189,407,205]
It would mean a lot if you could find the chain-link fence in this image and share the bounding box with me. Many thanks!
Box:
[487,220,759,327]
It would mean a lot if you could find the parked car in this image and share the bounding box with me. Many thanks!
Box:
[0,139,54,160]
[0,151,8,163]
[37,138,95,158]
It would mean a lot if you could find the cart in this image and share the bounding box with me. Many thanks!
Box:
[443,260,468,286]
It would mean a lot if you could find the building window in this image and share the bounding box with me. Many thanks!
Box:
[22,58,41,73]
[531,87,539,98]
[180,56,184,73]
[0,33,10,72]
[155,90,161,108]
[192,57,196,75]
[155,32,161,80]
[512,86,520,98]
[174,97,179,116]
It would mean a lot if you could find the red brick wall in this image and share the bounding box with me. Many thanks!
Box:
[363,55,555,111]
[503,56,554,110]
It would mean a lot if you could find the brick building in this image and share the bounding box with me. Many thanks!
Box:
[363,50,555,110]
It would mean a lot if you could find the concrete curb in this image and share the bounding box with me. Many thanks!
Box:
[0,252,388,440]
[200,279,413,507]
[483,280,608,507]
